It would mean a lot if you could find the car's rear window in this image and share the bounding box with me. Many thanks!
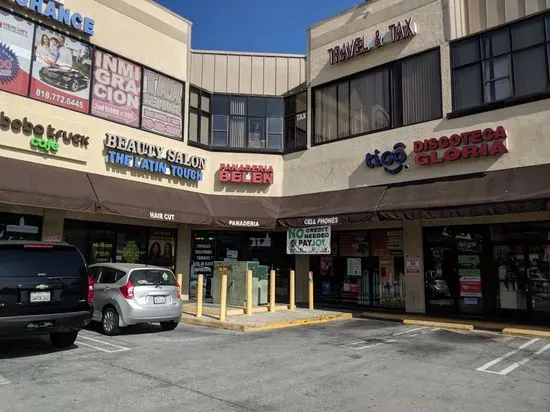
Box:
[0,245,87,278]
[129,269,177,286]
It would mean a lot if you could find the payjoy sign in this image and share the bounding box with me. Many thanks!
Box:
[328,18,416,65]
[413,126,508,166]
[218,164,274,185]
[12,0,95,36]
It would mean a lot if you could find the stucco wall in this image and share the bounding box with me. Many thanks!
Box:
[446,0,550,40]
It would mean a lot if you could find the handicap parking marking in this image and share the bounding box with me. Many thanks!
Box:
[476,338,550,376]
[76,335,130,354]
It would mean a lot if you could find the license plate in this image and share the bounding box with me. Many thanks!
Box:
[153,296,166,304]
[30,291,51,303]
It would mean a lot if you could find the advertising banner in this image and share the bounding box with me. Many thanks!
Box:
[0,10,35,96]
[141,68,183,139]
[286,226,331,255]
[91,50,141,126]
[405,255,421,274]
[29,26,92,113]
[459,274,482,297]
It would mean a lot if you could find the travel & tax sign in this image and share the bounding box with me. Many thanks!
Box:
[286,226,331,255]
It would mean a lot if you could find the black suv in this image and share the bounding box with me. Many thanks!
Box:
[0,242,94,348]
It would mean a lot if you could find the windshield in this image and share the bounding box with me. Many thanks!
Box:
[129,269,177,286]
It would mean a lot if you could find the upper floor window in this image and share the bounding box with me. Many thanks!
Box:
[189,86,211,145]
[452,13,550,113]
[209,95,284,152]
[313,48,442,145]
[284,91,307,151]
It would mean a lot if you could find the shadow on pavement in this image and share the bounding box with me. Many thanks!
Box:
[85,321,167,336]
[0,337,75,360]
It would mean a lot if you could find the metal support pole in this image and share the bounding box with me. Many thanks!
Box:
[246,269,253,315]
[196,274,203,318]
[308,271,314,310]
[269,269,276,312]
[220,271,228,321]
[289,270,296,310]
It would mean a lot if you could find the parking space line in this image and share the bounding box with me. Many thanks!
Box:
[75,340,129,353]
[0,374,10,386]
[534,342,550,355]
[476,338,540,374]
[77,335,130,351]
[392,327,428,336]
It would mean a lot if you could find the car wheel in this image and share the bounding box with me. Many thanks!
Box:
[50,331,78,348]
[160,321,178,331]
[101,307,120,336]
[70,80,79,92]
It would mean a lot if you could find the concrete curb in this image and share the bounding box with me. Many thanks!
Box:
[403,319,474,330]
[502,328,550,338]
[180,313,353,333]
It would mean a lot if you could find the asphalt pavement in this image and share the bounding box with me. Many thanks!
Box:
[0,318,548,412]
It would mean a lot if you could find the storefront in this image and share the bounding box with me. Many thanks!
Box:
[189,229,293,301]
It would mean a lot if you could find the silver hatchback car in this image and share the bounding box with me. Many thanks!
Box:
[89,263,183,335]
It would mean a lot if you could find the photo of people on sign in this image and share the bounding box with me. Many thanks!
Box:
[147,230,175,269]
[91,50,141,126]
[141,68,183,139]
[0,10,35,96]
[30,26,92,113]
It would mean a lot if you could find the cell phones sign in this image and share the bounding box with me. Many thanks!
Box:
[141,68,183,139]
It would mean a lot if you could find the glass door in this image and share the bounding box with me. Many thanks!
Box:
[493,245,528,311]
[526,245,550,313]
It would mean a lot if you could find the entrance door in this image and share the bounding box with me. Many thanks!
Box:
[526,245,550,314]
[493,244,550,315]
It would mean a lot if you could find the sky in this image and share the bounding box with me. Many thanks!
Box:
[155,0,363,54]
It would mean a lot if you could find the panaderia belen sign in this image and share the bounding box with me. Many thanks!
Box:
[328,18,417,65]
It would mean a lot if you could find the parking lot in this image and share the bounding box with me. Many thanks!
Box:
[0,318,549,412]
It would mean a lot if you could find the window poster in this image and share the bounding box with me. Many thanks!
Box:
[91,50,141,126]
[339,232,369,257]
[30,26,92,113]
[0,214,41,241]
[147,229,175,269]
[0,10,35,96]
[141,68,183,139]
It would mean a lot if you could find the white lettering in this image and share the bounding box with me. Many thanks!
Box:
[228,220,260,227]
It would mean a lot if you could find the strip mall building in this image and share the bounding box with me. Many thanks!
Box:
[1,0,550,322]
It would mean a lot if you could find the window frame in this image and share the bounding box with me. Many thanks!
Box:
[311,47,442,146]
[449,11,550,119]
[284,90,308,153]
[189,93,285,154]
[188,86,211,147]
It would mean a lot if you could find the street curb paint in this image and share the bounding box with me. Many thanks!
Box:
[180,313,353,333]
[502,328,550,338]
[403,319,474,330]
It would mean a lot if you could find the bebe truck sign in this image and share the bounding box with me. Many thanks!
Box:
[286,226,331,255]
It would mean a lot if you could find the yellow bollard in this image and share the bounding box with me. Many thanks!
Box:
[219,270,228,321]
[196,274,203,318]
[177,273,183,297]
[308,271,314,310]
[289,270,296,310]
[246,269,253,315]
[269,269,276,312]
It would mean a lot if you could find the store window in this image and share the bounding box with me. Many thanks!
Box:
[451,13,550,113]
[284,91,307,151]
[0,213,42,241]
[190,231,293,300]
[188,86,211,146]
[313,48,442,144]
[312,229,404,309]
[190,94,284,152]
[63,220,176,269]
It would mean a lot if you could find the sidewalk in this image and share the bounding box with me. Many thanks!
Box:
[181,308,353,333]
[356,311,550,338]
